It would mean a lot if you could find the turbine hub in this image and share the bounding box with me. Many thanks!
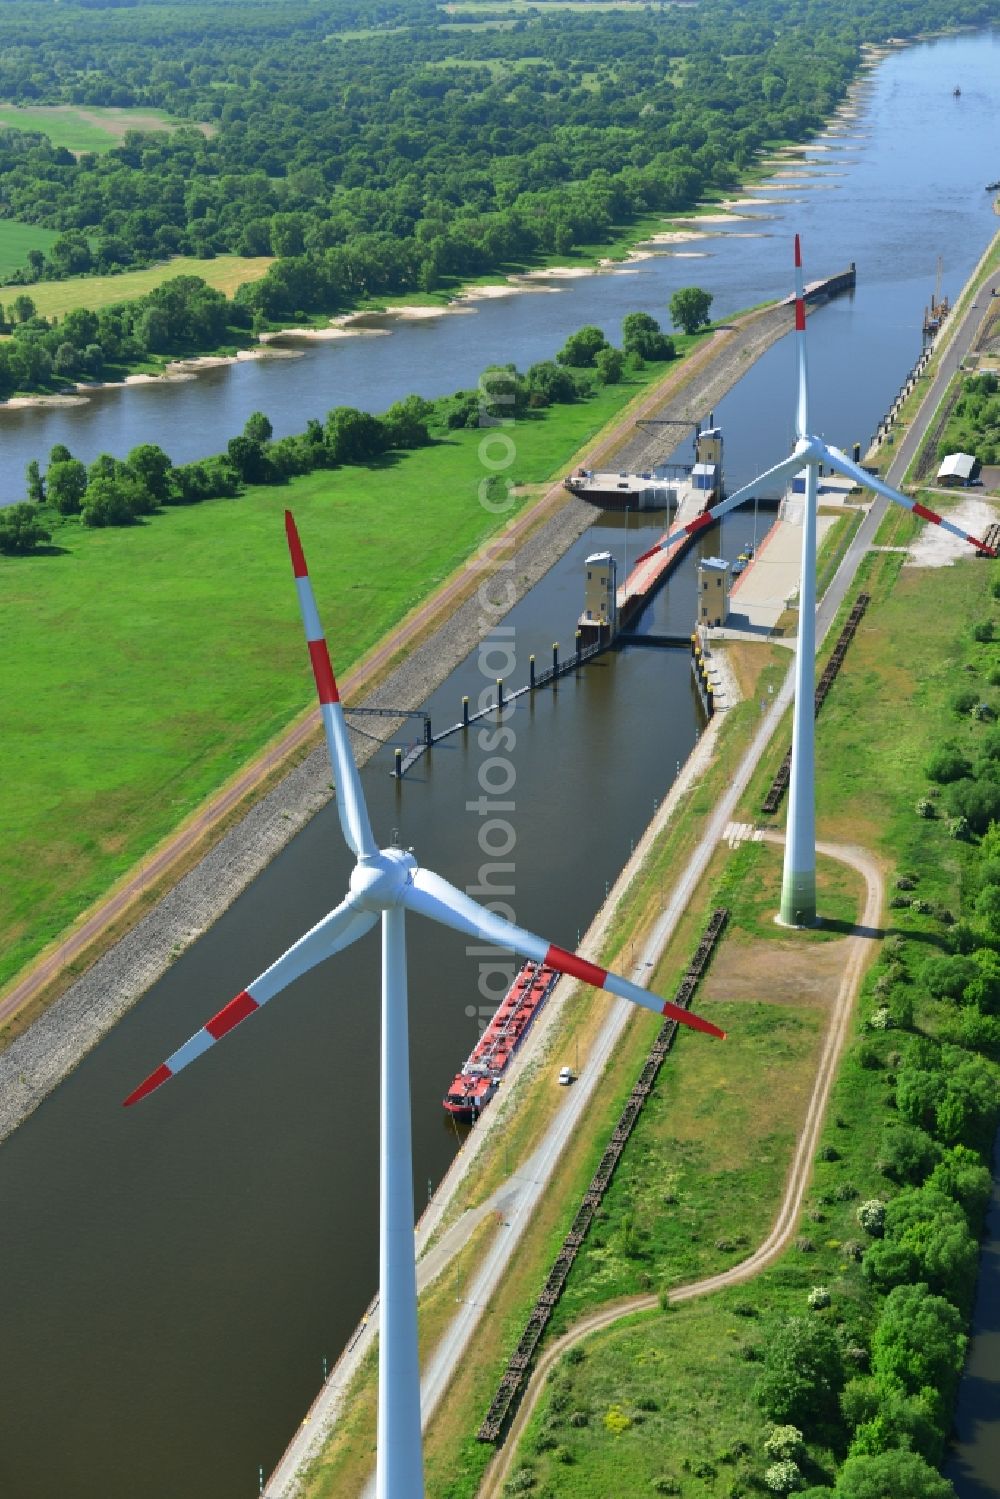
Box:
[349,847,417,910]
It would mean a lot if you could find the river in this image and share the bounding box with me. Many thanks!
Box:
[1,30,999,1499]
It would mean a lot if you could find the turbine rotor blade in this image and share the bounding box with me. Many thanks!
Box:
[794,232,810,440]
[285,512,378,858]
[633,449,809,566]
[402,867,725,1040]
[819,443,997,556]
[123,898,377,1105]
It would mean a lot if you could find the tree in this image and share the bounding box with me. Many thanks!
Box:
[754,1316,845,1430]
[243,410,273,445]
[11,294,36,324]
[556,325,609,368]
[45,458,88,515]
[877,1122,940,1184]
[325,406,388,464]
[81,476,142,528]
[834,1449,957,1498]
[226,435,270,484]
[0,502,51,554]
[870,1282,966,1401]
[126,444,174,505]
[25,458,44,504]
[595,346,625,384]
[669,286,713,334]
[382,394,433,449]
[621,311,675,360]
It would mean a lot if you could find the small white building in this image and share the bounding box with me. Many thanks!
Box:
[937,452,980,487]
[698,556,730,627]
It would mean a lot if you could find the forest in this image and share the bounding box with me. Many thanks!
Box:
[0,0,995,328]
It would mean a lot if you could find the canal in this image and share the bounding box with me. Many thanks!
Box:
[0,29,999,1499]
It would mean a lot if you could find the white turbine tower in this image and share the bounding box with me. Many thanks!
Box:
[125,511,726,1499]
[646,235,995,926]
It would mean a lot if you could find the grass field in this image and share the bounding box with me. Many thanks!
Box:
[0,350,705,997]
[0,220,59,280]
[0,103,204,153]
[0,254,274,321]
[498,540,999,1497]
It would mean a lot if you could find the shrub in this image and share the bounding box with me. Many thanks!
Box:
[764,1425,805,1461]
[764,1459,803,1492]
[603,1404,633,1434]
[973,620,994,643]
[915,798,936,819]
[808,1286,831,1309]
[857,1199,886,1236]
[926,747,971,783]
[952,688,979,715]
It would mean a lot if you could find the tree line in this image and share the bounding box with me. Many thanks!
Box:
[0,309,676,550]
[0,0,991,302]
[0,274,249,396]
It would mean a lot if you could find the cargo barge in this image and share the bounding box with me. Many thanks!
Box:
[443,962,560,1121]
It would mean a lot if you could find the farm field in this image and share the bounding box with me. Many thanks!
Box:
[0,103,207,153]
[0,221,59,280]
[0,255,275,321]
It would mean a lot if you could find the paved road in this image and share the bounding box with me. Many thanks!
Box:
[480,836,883,1499]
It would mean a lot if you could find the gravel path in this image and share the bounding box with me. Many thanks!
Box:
[478,836,883,1499]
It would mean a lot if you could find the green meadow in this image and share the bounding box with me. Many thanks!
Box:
[0,350,703,996]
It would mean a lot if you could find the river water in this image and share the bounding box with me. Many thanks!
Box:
[1,31,999,1499]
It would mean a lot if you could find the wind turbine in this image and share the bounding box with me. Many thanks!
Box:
[124,511,726,1499]
[646,235,995,927]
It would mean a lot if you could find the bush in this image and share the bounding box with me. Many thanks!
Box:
[808,1286,831,1309]
[764,1425,805,1461]
[973,620,994,643]
[857,1200,886,1236]
[915,798,936,819]
[764,1459,803,1493]
[926,747,971,783]
[952,688,979,715]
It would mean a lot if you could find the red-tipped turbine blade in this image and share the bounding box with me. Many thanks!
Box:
[284,512,377,859]
[401,867,725,1040]
[819,444,997,556]
[123,899,377,1105]
[793,233,810,440]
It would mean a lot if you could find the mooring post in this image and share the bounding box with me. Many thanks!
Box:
[462,695,469,727]
[394,747,403,779]
[552,642,559,677]
[496,677,504,712]
[424,717,432,747]
[529,654,536,689]
[575,629,582,666]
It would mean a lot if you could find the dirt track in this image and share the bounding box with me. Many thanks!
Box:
[0,297,796,1143]
[479,835,883,1499]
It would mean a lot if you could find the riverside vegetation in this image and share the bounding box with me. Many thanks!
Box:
[487,541,1000,1499]
[0,0,992,348]
[0,314,701,994]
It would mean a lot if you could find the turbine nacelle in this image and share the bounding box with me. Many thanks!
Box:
[350,848,419,911]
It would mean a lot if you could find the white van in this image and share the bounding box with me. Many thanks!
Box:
[558,1067,575,1086]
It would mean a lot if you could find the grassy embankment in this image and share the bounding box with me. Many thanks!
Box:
[495,535,998,1497]
[0,338,712,1007]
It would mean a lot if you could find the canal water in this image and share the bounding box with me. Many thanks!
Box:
[1,30,999,1499]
